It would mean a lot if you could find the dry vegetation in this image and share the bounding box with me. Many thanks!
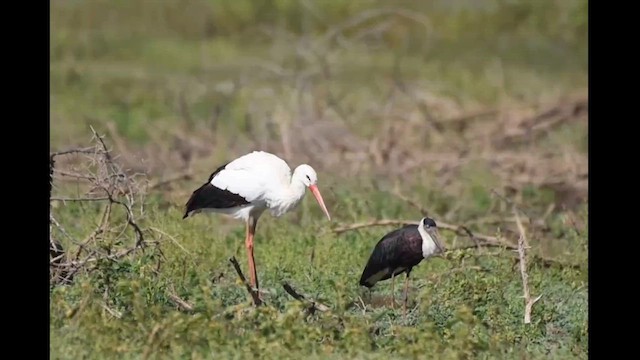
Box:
[50,0,587,359]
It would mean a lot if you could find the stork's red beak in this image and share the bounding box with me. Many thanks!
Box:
[309,184,331,221]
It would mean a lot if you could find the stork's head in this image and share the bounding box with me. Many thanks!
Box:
[421,217,445,254]
[294,164,331,221]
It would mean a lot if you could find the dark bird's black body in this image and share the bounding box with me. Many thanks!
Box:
[183,162,250,219]
[359,224,425,288]
[358,217,445,314]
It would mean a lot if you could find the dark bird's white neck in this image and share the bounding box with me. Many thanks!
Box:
[417,223,438,258]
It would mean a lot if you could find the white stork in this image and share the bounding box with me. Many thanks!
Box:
[183,151,331,302]
[359,217,445,316]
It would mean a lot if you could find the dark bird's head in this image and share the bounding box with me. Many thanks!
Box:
[419,217,446,255]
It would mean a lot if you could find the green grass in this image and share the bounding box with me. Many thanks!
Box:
[50,180,587,359]
[50,0,588,358]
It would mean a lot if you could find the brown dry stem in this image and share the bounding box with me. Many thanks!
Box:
[333,219,579,269]
[282,282,331,313]
[514,210,542,324]
[229,256,262,307]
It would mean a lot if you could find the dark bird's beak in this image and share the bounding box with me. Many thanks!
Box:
[427,227,446,253]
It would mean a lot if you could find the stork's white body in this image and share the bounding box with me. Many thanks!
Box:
[183,150,331,303]
[200,151,308,221]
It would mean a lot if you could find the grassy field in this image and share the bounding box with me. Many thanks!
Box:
[50,1,588,359]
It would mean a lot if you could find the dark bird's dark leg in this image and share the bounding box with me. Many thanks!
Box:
[391,273,396,309]
[403,270,411,318]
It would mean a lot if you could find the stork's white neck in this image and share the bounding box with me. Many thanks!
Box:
[417,223,438,258]
[267,172,307,217]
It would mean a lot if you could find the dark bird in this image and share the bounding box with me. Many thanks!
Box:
[183,151,331,304]
[359,217,445,315]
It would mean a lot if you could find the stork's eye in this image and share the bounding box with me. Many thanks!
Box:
[306,175,311,181]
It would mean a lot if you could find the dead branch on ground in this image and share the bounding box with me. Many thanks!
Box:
[282,282,330,314]
[167,284,195,312]
[228,256,262,307]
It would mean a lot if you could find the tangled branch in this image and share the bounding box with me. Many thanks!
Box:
[49,126,151,287]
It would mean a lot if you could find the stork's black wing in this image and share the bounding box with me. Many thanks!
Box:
[183,162,251,218]
[358,225,424,288]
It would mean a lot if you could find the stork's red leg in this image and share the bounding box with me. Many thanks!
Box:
[246,216,261,303]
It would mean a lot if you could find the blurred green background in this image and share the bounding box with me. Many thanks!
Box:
[51,0,587,148]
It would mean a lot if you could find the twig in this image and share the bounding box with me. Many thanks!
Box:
[50,196,111,202]
[490,189,534,222]
[148,173,193,190]
[495,96,587,149]
[167,285,195,312]
[50,127,151,288]
[73,202,112,261]
[390,188,482,248]
[333,218,580,269]
[50,147,104,160]
[90,125,115,164]
[515,210,542,324]
[229,256,262,306]
[282,282,330,313]
[356,296,367,315]
[100,302,123,319]
[324,8,432,46]
[109,195,145,248]
[149,227,193,256]
[333,219,504,244]
[441,108,500,126]
[389,189,431,216]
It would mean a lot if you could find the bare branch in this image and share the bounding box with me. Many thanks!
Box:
[389,189,431,217]
[324,8,432,46]
[50,147,102,158]
[101,302,123,319]
[109,196,145,248]
[90,125,115,164]
[229,256,262,306]
[50,127,151,287]
[51,196,111,202]
[515,210,542,324]
[149,227,193,256]
[491,189,535,222]
[147,173,193,190]
[167,293,194,312]
[333,218,580,269]
[333,219,504,244]
[167,285,195,312]
[282,282,330,313]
